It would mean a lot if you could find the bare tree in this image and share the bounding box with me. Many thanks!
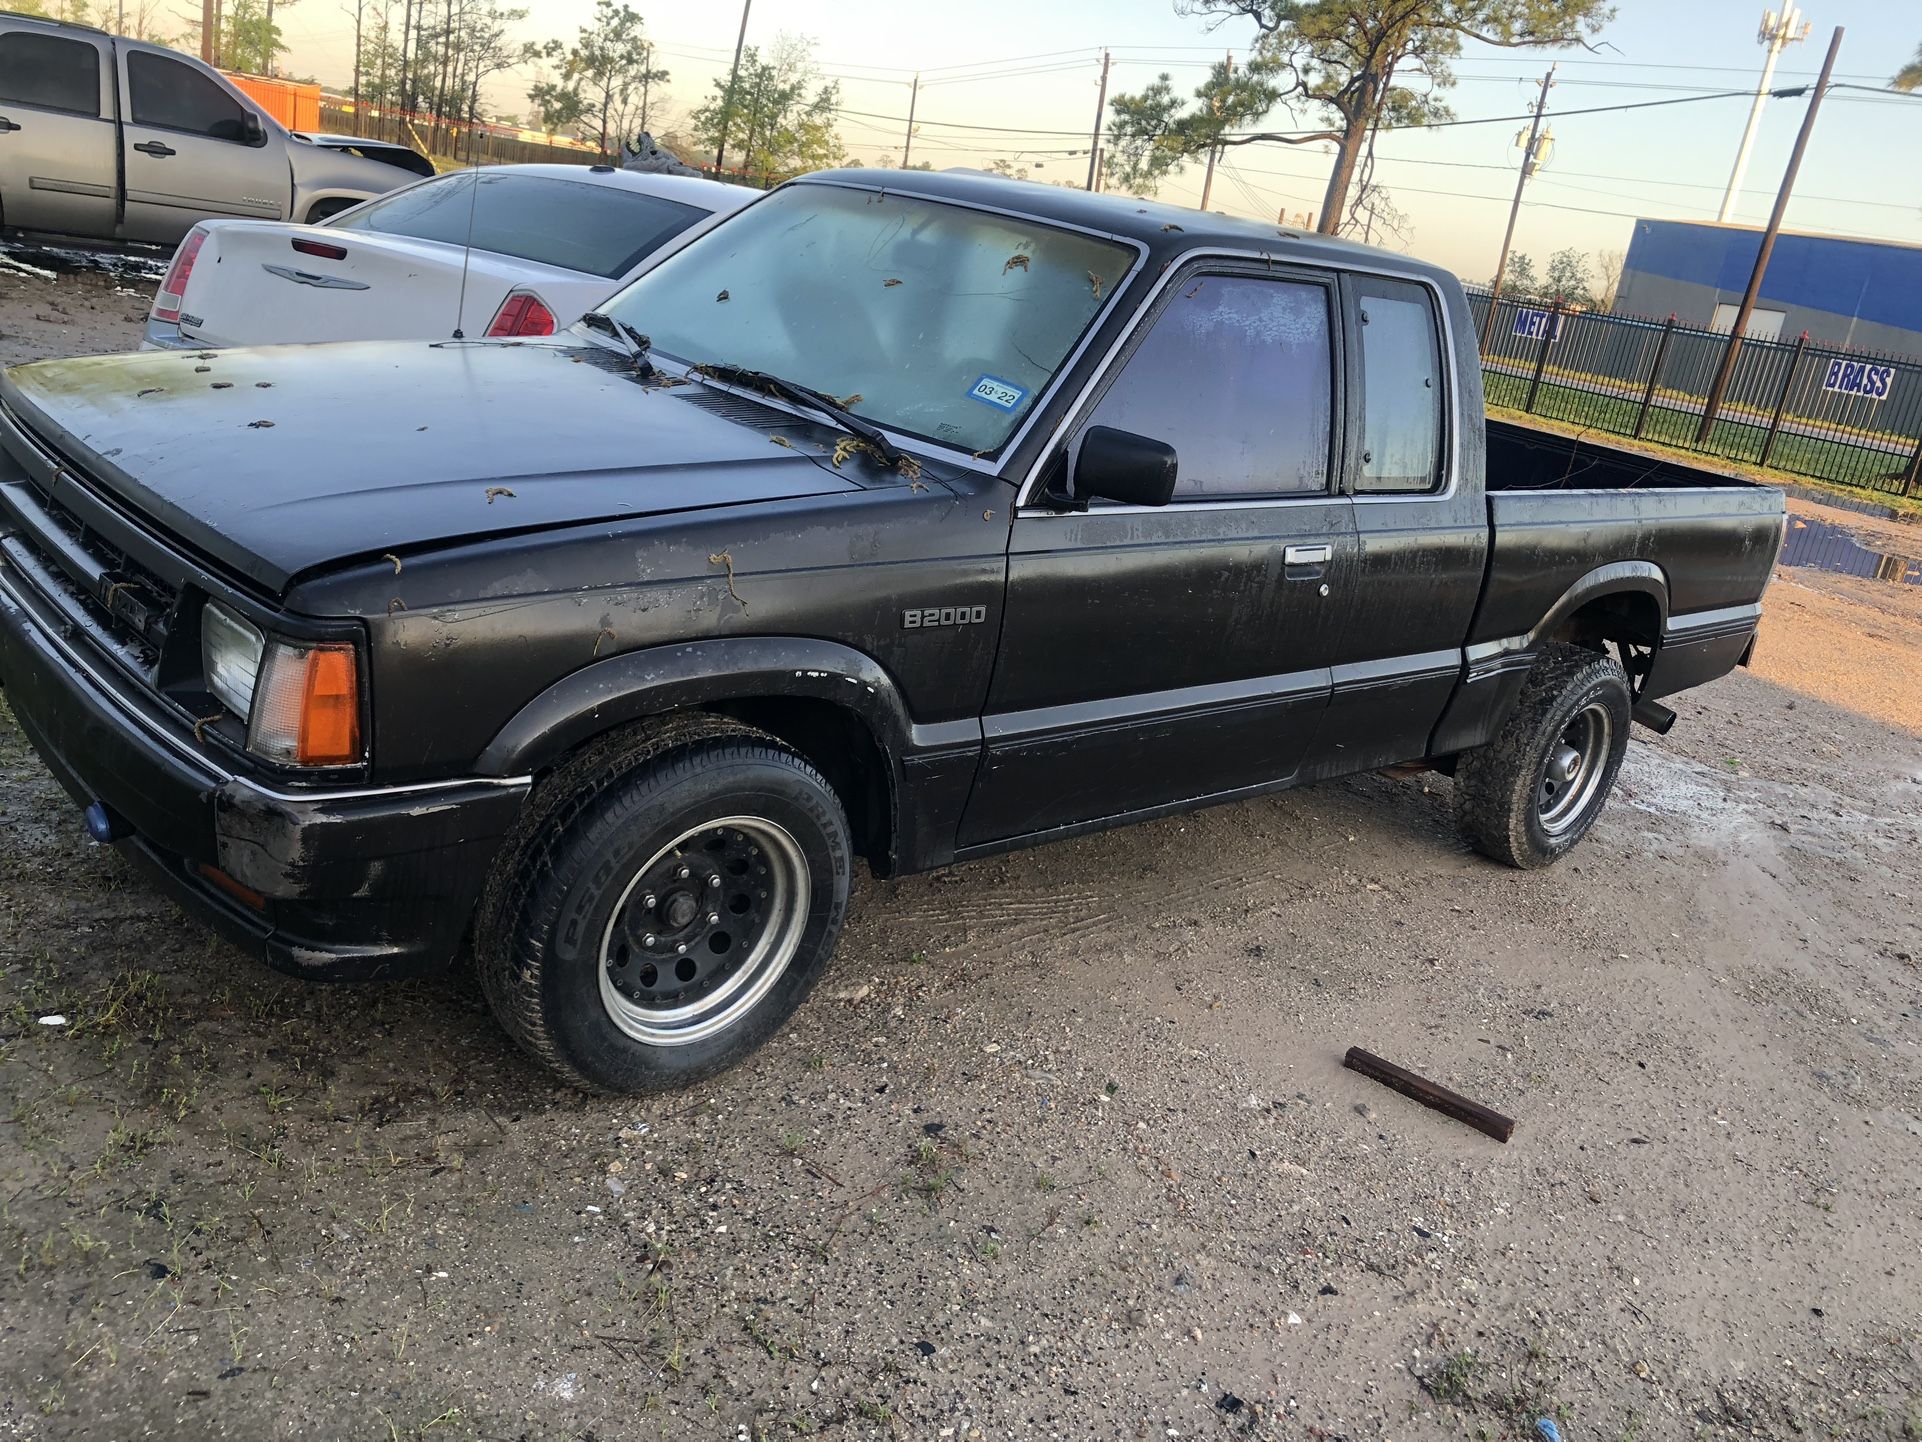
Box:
[1106,0,1613,233]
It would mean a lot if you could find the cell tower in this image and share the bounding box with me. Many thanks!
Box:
[1719,7,1813,223]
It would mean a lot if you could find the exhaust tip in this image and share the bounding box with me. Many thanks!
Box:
[83,800,131,843]
[1631,699,1677,735]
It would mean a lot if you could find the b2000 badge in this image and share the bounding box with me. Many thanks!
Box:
[902,605,988,629]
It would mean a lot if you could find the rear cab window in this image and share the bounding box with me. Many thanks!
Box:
[1078,269,1338,500]
[331,173,709,279]
[0,30,101,115]
[1349,275,1447,494]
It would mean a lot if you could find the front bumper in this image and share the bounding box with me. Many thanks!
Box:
[0,553,528,981]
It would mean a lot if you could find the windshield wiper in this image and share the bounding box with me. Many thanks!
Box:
[579,310,654,374]
[689,361,901,466]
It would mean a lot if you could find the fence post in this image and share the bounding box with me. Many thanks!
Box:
[1758,331,1808,470]
[1522,297,1562,414]
[1633,315,1677,440]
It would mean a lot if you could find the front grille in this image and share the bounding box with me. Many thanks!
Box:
[2,409,182,674]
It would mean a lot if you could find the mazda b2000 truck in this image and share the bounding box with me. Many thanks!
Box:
[0,169,1785,1092]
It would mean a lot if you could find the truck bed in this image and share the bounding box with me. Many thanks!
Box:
[1475,419,1786,700]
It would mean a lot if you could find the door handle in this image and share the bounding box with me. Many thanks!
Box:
[1284,544,1333,566]
[0,116,21,133]
[133,140,176,157]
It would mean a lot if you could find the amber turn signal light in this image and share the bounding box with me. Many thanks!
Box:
[249,641,363,767]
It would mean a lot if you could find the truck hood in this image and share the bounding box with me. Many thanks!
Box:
[1,340,865,594]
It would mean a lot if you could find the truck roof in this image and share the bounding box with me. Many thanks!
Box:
[791,166,1458,290]
[0,7,109,32]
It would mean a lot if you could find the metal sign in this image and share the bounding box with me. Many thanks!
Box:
[1820,358,1894,400]
[1511,308,1564,343]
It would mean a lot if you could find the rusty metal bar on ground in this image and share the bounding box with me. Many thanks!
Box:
[1343,1046,1515,1143]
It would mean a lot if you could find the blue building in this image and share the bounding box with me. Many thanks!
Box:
[1614,219,1922,357]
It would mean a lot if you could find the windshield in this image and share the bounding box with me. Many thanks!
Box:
[598,182,1134,454]
[331,172,708,279]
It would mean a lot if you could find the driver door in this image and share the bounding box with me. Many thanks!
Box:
[118,45,288,243]
[958,264,1360,848]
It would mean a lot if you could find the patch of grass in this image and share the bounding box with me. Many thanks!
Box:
[1423,1349,1482,1407]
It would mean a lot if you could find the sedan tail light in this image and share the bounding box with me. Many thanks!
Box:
[291,237,349,260]
[153,227,207,324]
[486,291,557,337]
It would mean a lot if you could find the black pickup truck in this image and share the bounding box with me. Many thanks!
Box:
[0,170,1784,1091]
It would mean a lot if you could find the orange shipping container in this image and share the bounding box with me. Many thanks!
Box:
[219,71,322,133]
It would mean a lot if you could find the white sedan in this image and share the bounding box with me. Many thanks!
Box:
[141,164,755,350]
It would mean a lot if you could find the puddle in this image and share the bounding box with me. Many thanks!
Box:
[0,238,169,286]
[1779,514,1922,587]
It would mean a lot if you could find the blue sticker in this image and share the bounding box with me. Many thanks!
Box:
[968,374,1026,411]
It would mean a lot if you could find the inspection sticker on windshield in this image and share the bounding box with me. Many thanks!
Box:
[968,374,1026,412]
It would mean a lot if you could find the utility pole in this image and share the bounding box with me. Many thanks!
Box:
[714,0,753,176]
[902,73,919,168]
[349,0,363,134]
[1197,50,1233,211]
[1696,25,1842,444]
[1478,64,1556,350]
[200,0,214,61]
[1086,50,1110,191]
[1720,6,1811,223]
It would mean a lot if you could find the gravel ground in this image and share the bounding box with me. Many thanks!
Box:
[2,268,1920,1442]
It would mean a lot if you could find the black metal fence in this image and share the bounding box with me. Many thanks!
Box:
[1466,290,1922,497]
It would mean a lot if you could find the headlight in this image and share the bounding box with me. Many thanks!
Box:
[249,640,363,767]
[200,601,264,719]
[199,601,363,767]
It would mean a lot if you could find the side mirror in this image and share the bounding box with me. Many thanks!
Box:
[1069,425,1178,509]
[242,112,266,145]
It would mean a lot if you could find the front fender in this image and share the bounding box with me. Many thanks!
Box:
[476,635,966,778]
[288,149,416,218]
[475,636,983,874]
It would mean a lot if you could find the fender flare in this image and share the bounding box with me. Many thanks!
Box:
[476,635,925,781]
[1522,560,1669,650]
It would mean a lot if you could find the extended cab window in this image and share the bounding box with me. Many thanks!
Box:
[127,51,251,141]
[0,32,100,115]
[1084,273,1334,500]
[1355,278,1445,493]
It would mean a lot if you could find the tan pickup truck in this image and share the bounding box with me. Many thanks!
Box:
[0,11,425,245]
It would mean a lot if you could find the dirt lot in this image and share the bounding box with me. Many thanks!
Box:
[2,264,1920,1442]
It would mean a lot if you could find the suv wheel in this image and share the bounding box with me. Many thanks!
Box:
[478,718,851,1092]
[1454,643,1632,869]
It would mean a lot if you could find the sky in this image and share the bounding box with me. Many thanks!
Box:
[270,0,1922,285]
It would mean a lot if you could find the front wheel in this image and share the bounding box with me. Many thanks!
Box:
[477,719,852,1092]
[1454,643,1632,869]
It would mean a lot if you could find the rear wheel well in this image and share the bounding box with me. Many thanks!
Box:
[1554,590,1662,690]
